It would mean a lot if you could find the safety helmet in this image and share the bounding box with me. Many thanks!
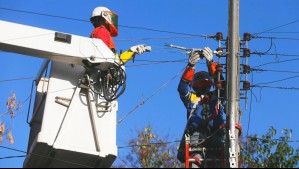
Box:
[191,71,214,91]
[90,6,118,37]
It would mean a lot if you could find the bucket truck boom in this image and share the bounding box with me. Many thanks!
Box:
[0,20,122,168]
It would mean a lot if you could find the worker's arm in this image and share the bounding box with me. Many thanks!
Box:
[177,50,200,106]
[118,50,135,64]
[118,44,151,64]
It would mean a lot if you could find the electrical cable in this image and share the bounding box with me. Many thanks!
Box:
[0,155,26,160]
[101,63,126,101]
[246,136,299,143]
[0,7,207,37]
[253,19,299,35]
[0,77,35,83]
[251,68,299,74]
[251,85,299,91]
[252,36,299,41]
[84,62,126,102]
[0,145,93,168]
[117,68,185,124]
[253,74,299,86]
[252,58,299,68]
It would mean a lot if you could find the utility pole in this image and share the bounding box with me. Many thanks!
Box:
[226,0,240,168]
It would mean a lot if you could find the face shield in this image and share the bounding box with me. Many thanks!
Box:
[102,11,118,37]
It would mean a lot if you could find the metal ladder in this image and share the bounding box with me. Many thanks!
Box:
[185,134,225,168]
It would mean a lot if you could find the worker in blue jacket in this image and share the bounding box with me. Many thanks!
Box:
[177,47,226,167]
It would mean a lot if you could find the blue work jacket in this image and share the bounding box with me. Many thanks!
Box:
[178,80,225,130]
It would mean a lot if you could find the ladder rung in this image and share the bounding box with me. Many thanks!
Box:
[203,158,222,162]
[189,148,204,152]
[187,158,201,162]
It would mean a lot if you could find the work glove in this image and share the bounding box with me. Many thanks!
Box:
[188,50,201,67]
[202,47,213,62]
[130,44,151,54]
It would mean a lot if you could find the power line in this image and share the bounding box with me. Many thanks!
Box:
[251,52,299,57]
[247,136,299,143]
[0,155,26,160]
[253,36,299,41]
[264,32,299,34]
[0,7,206,37]
[253,19,299,35]
[117,68,184,124]
[116,35,204,42]
[0,145,93,168]
[0,77,35,83]
[251,85,299,91]
[253,74,299,86]
[251,68,299,74]
[119,25,206,37]
[0,7,88,22]
[118,128,224,149]
[126,59,187,67]
[253,58,299,68]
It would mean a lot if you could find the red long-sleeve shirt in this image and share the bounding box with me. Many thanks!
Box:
[91,26,116,51]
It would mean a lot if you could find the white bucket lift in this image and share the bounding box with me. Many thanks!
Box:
[0,20,121,168]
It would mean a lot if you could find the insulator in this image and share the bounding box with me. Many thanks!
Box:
[216,32,223,41]
[243,32,251,41]
[216,47,223,57]
[242,81,251,90]
[242,64,251,74]
[243,48,250,57]
[216,64,223,73]
[216,47,223,52]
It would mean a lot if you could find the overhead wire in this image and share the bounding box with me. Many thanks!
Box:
[252,58,299,68]
[126,59,187,67]
[117,68,185,124]
[246,136,299,143]
[0,77,35,83]
[116,35,203,42]
[1,6,298,43]
[263,31,299,34]
[251,52,299,58]
[252,74,299,86]
[251,68,299,74]
[253,19,299,35]
[252,36,299,41]
[0,7,206,37]
[251,85,299,90]
[118,128,225,149]
[0,145,93,168]
[0,155,26,160]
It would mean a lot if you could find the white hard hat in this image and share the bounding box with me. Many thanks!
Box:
[91,6,110,19]
[90,6,118,37]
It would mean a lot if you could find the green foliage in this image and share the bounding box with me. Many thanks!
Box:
[116,125,182,168]
[240,126,299,168]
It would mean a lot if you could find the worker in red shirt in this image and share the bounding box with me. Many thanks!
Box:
[90,6,150,64]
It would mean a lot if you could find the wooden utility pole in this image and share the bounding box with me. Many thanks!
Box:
[225,0,240,168]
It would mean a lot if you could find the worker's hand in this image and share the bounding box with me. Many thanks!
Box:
[202,47,213,62]
[188,50,201,67]
[130,44,151,54]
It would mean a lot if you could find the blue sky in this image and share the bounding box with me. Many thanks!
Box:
[1,0,299,167]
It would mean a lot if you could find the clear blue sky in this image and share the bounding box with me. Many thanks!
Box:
[1,0,299,167]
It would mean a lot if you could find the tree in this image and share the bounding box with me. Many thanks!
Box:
[116,125,182,168]
[240,126,299,168]
[0,92,20,144]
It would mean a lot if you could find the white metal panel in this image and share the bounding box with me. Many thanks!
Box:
[24,61,118,168]
[0,20,118,66]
